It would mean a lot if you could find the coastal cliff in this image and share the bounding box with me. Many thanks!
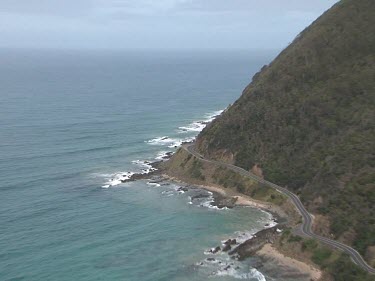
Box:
[165,0,375,280]
[198,0,374,266]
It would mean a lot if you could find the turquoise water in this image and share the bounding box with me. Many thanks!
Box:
[0,49,276,281]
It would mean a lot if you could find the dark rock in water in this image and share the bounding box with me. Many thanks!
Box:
[210,246,221,254]
[148,177,164,184]
[222,244,232,252]
[252,260,263,269]
[228,226,280,260]
[231,254,239,260]
[177,186,189,192]
[190,193,210,200]
[223,265,231,271]
[119,164,162,183]
[128,173,149,181]
[206,258,215,262]
[211,196,238,209]
[265,223,270,227]
[162,152,174,160]
[224,239,237,246]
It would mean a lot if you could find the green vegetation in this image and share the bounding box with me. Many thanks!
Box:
[301,239,318,252]
[311,248,332,266]
[189,159,205,180]
[196,0,375,264]
[179,153,192,168]
[281,228,291,238]
[287,235,302,243]
[329,254,375,281]
[212,166,287,205]
[281,230,374,280]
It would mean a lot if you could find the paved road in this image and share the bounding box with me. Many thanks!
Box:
[183,143,375,274]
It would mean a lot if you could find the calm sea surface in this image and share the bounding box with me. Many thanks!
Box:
[0,49,279,281]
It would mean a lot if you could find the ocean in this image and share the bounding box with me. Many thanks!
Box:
[0,49,279,281]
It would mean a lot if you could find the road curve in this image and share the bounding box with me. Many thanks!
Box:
[183,143,375,274]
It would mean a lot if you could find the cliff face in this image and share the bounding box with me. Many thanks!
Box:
[196,0,375,260]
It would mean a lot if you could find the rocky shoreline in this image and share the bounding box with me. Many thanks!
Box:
[203,226,282,260]
[117,154,320,280]
[117,152,243,209]
[229,226,282,260]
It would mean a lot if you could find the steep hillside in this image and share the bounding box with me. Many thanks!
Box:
[196,0,375,263]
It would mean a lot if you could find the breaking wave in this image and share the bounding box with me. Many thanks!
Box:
[178,109,224,133]
[196,256,266,280]
[97,109,223,189]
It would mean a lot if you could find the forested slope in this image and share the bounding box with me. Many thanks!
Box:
[196,0,375,263]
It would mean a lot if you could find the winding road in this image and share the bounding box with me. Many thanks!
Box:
[183,143,375,274]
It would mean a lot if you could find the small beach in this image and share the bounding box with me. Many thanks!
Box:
[258,244,322,281]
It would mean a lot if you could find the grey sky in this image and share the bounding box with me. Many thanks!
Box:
[0,0,339,50]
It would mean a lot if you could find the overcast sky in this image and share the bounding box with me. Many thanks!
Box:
[0,0,339,50]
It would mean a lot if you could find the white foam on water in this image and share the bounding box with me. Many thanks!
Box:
[146,109,223,151]
[99,108,225,188]
[131,160,158,174]
[232,231,255,244]
[258,209,278,229]
[203,247,222,255]
[221,211,276,245]
[155,151,173,160]
[215,267,266,280]
[199,194,229,211]
[187,196,193,205]
[268,220,278,228]
[98,160,158,189]
[100,171,135,188]
[187,190,229,210]
[204,109,224,122]
[145,136,195,148]
[146,136,178,146]
[201,200,229,211]
[161,190,174,196]
[178,109,224,134]
[167,139,183,148]
[178,121,206,133]
[197,255,266,281]
[165,136,196,148]
[251,269,267,281]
